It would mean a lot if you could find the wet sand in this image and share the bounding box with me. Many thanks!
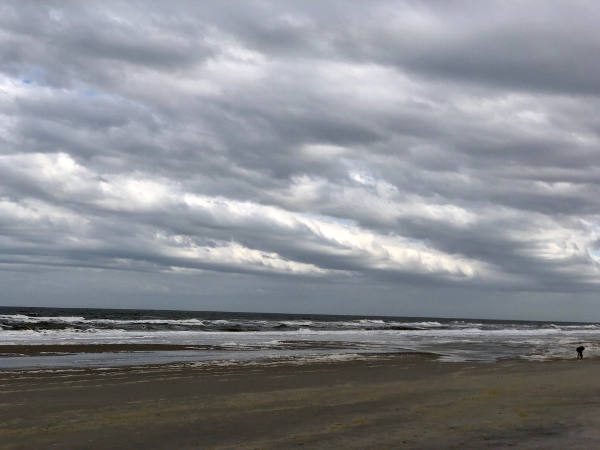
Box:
[0,344,216,357]
[0,354,599,449]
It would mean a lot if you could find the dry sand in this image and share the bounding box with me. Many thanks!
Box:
[0,353,599,449]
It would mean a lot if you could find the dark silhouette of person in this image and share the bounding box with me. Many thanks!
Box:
[576,346,585,359]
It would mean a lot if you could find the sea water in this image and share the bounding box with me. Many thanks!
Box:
[0,306,598,369]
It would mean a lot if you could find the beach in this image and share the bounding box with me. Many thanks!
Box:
[3,0,600,446]
[1,354,599,449]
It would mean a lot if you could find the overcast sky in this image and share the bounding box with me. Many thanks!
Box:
[2,1,600,320]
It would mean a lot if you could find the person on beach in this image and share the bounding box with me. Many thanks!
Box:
[576,346,585,359]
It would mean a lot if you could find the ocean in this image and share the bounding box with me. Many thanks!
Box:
[0,306,598,369]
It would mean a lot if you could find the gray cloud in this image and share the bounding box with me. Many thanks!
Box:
[2,0,600,318]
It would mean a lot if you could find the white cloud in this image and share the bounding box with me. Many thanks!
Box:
[0,152,498,280]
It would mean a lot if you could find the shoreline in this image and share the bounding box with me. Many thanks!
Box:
[0,346,424,371]
[0,343,589,371]
[1,354,600,449]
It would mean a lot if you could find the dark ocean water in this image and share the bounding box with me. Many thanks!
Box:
[0,306,598,368]
[0,306,589,332]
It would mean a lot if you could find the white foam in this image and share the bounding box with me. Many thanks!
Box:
[0,315,206,326]
[0,315,86,323]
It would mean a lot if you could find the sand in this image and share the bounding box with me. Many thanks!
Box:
[0,353,599,449]
[0,344,217,357]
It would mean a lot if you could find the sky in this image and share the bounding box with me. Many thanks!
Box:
[2,1,600,321]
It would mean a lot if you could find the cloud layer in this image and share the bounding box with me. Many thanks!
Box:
[2,1,600,315]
